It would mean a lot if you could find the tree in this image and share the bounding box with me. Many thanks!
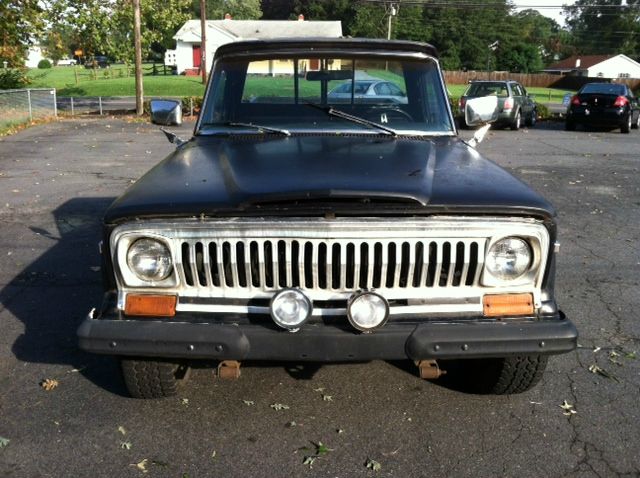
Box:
[564,0,640,57]
[193,0,262,20]
[0,0,44,66]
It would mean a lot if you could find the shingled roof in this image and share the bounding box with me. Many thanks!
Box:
[174,19,343,42]
[545,55,614,71]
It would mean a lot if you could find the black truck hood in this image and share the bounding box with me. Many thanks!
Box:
[104,134,554,223]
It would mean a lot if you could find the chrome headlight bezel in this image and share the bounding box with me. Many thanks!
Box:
[114,233,177,287]
[482,235,542,287]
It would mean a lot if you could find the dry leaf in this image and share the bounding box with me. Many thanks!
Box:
[118,426,127,436]
[270,403,290,411]
[243,400,255,406]
[40,378,59,391]
[366,458,382,472]
[130,459,148,473]
[0,437,9,448]
[560,400,577,416]
[120,441,132,450]
[322,394,333,402]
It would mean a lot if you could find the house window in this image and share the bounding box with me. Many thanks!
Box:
[618,73,630,78]
[596,72,604,78]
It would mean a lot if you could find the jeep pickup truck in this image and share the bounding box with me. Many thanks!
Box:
[78,38,577,398]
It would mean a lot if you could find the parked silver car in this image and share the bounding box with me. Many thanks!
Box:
[328,80,408,104]
[459,80,536,130]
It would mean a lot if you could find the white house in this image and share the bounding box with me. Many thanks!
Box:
[170,17,343,75]
[25,44,46,68]
[543,54,640,79]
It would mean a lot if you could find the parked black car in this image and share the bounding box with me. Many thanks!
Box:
[77,38,577,399]
[84,55,110,69]
[566,82,640,133]
[459,80,537,130]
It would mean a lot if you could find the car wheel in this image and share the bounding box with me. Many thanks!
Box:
[510,110,521,130]
[525,108,536,127]
[565,120,576,131]
[621,114,631,134]
[448,355,548,395]
[121,357,190,398]
[632,112,640,130]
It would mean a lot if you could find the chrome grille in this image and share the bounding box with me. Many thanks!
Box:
[179,239,484,292]
[112,217,550,314]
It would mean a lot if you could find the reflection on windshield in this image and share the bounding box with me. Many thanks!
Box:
[200,57,454,135]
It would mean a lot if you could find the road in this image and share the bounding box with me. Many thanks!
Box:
[0,118,638,477]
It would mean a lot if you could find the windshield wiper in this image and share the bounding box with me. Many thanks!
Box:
[209,121,291,136]
[304,103,398,137]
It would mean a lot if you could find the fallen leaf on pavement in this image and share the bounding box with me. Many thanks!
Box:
[270,403,290,411]
[130,459,148,473]
[120,441,132,450]
[40,378,59,391]
[322,394,333,402]
[118,426,127,435]
[560,400,577,416]
[588,364,619,382]
[243,400,255,406]
[0,437,9,448]
[365,458,382,472]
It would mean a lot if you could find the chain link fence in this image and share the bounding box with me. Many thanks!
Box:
[0,88,57,130]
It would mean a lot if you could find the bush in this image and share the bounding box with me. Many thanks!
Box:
[535,102,551,120]
[0,68,30,89]
[181,96,203,115]
[37,59,52,69]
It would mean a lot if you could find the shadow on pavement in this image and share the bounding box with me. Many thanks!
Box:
[3,197,129,396]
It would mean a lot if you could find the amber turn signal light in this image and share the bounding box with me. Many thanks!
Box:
[125,294,177,317]
[483,293,534,317]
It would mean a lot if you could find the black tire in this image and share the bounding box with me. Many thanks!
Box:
[443,355,548,395]
[565,120,576,131]
[120,357,189,399]
[510,110,521,130]
[632,112,640,130]
[525,108,536,127]
[621,114,631,134]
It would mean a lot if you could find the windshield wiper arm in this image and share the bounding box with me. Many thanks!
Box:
[304,103,398,137]
[221,121,291,136]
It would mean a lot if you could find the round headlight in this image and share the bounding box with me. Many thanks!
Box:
[126,238,173,282]
[347,291,389,333]
[270,289,312,332]
[485,237,532,281]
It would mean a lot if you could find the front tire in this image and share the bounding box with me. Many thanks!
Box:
[451,355,548,395]
[121,358,190,398]
[525,108,536,127]
[632,112,640,130]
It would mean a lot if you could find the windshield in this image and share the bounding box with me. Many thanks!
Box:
[464,82,509,98]
[199,56,454,135]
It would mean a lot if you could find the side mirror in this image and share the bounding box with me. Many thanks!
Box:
[150,99,183,126]
[465,95,499,127]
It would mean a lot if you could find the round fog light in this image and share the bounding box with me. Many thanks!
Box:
[270,289,312,332]
[347,291,389,333]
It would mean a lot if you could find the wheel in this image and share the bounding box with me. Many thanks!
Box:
[525,108,536,127]
[632,112,640,130]
[565,120,576,131]
[510,110,521,130]
[621,113,631,134]
[120,357,190,398]
[444,355,548,395]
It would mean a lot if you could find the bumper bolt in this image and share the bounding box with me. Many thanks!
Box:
[187,344,195,351]
[539,341,546,348]
[461,344,469,351]
[109,341,117,348]
[434,345,440,351]
[215,345,223,352]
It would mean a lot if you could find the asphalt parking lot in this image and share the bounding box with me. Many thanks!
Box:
[0,118,639,477]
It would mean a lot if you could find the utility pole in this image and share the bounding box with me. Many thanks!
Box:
[200,0,207,84]
[133,0,143,115]
[386,3,399,40]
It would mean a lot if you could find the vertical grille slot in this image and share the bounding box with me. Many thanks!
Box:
[304,242,314,288]
[359,243,369,288]
[412,242,425,287]
[209,242,220,286]
[277,240,287,287]
[249,241,260,287]
[264,241,274,288]
[438,242,451,287]
[399,242,410,288]
[195,242,207,286]
[452,241,465,286]
[372,242,383,288]
[236,242,248,288]
[318,242,328,289]
[386,242,397,288]
[181,242,194,286]
[291,241,301,287]
[346,243,355,288]
[331,243,341,289]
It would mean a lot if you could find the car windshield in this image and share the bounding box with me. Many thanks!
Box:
[199,56,454,136]
[465,82,509,98]
[580,83,626,96]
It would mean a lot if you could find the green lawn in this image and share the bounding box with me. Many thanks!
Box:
[27,65,205,97]
[27,66,574,102]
